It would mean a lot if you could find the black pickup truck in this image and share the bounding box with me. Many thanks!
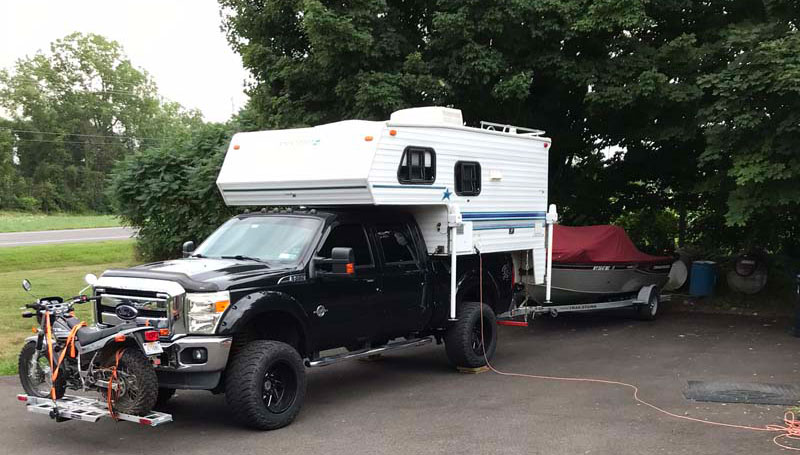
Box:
[93,208,513,429]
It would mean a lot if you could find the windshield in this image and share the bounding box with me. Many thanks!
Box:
[194,216,322,266]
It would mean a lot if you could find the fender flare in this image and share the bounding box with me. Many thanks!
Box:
[217,290,312,353]
[456,267,501,309]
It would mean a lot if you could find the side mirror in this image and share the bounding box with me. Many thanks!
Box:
[21,279,31,292]
[182,241,195,258]
[84,273,98,286]
[330,247,355,275]
[312,247,355,278]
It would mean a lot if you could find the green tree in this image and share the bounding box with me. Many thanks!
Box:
[0,32,201,212]
[219,0,649,226]
[109,123,236,260]
[0,127,23,208]
[698,15,800,252]
[219,0,800,255]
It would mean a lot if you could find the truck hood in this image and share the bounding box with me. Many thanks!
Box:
[103,257,297,292]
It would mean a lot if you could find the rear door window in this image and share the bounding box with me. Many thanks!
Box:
[374,223,417,265]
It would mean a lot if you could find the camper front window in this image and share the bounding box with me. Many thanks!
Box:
[397,146,436,184]
[194,216,322,266]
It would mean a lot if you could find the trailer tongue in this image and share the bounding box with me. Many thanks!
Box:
[17,394,172,426]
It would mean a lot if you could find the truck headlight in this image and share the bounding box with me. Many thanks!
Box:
[186,291,231,334]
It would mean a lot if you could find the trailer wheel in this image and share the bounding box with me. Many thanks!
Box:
[225,340,306,430]
[445,302,497,368]
[636,286,660,321]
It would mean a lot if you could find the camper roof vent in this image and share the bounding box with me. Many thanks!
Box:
[390,106,463,126]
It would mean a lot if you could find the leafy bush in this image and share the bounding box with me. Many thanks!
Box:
[613,208,679,255]
[109,124,236,261]
[15,196,39,213]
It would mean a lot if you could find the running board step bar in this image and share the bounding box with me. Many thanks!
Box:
[17,394,172,426]
[307,337,432,368]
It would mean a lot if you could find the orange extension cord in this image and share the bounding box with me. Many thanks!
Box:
[476,254,800,451]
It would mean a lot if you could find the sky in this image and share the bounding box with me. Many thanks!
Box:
[0,0,250,123]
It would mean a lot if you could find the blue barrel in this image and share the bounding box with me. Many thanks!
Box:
[689,261,717,296]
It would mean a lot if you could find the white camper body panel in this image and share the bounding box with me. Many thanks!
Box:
[216,107,549,268]
[372,122,548,256]
[216,120,384,206]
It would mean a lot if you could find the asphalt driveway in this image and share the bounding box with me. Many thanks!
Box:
[1,309,797,454]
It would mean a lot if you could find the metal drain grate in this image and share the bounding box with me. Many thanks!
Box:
[685,381,800,406]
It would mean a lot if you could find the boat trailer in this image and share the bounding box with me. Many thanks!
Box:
[16,394,172,426]
[497,284,665,326]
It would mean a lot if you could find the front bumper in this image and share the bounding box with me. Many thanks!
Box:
[155,335,232,390]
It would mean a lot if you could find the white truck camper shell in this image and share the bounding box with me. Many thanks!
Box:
[217,106,555,319]
[217,107,550,259]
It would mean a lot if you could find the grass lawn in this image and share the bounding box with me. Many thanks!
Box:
[0,240,136,375]
[0,211,121,233]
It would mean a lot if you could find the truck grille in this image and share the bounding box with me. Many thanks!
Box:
[96,287,171,331]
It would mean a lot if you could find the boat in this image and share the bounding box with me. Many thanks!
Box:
[531,225,673,305]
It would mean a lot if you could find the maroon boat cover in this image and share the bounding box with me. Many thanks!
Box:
[553,225,671,264]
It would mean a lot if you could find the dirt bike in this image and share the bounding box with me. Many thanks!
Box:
[17,275,161,419]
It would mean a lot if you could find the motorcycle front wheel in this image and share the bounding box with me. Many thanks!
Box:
[101,349,158,416]
[18,341,65,399]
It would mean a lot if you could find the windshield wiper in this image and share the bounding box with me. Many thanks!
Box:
[220,255,269,265]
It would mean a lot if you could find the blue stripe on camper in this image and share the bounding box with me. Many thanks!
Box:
[473,224,537,231]
[372,184,447,189]
[462,211,546,220]
[225,185,367,192]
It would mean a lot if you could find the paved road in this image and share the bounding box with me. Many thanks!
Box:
[2,310,797,455]
[0,227,135,247]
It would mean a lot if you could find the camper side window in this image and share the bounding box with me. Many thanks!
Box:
[397,146,436,184]
[455,161,481,196]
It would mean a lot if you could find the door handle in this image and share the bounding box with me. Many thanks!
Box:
[364,278,376,283]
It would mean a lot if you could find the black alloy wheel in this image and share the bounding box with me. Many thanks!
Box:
[262,360,298,413]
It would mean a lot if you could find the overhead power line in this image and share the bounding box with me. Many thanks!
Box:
[13,138,134,145]
[0,126,165,141]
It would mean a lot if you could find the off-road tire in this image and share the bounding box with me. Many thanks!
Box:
[18,341,66,399]
[108,349,158,416]
[155,387,176,407]
[636,290,660,321]
[444,302,498,368]
[225,340,306,430]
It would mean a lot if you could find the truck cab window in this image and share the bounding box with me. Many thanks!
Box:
[375,224,416,264]
[319,224,373,266]
[455,161,481,196]
[397,146,436,184]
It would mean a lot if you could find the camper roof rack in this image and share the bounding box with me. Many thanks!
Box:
[480,121,545,137]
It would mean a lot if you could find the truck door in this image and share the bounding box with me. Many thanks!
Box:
[311,223,380,350]
[372,222,426,336]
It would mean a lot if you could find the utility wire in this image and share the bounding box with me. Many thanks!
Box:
[13,138,135,145]
[0,127,166,141]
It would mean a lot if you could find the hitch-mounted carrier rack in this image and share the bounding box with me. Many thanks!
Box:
[17,394,172,426]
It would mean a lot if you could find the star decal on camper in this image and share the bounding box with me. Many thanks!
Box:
[442,188,452,200]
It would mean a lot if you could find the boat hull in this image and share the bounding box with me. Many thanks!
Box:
[530,262,672,305]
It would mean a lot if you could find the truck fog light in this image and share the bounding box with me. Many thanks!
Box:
[181,347,208,364]
[192,348,207,363]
